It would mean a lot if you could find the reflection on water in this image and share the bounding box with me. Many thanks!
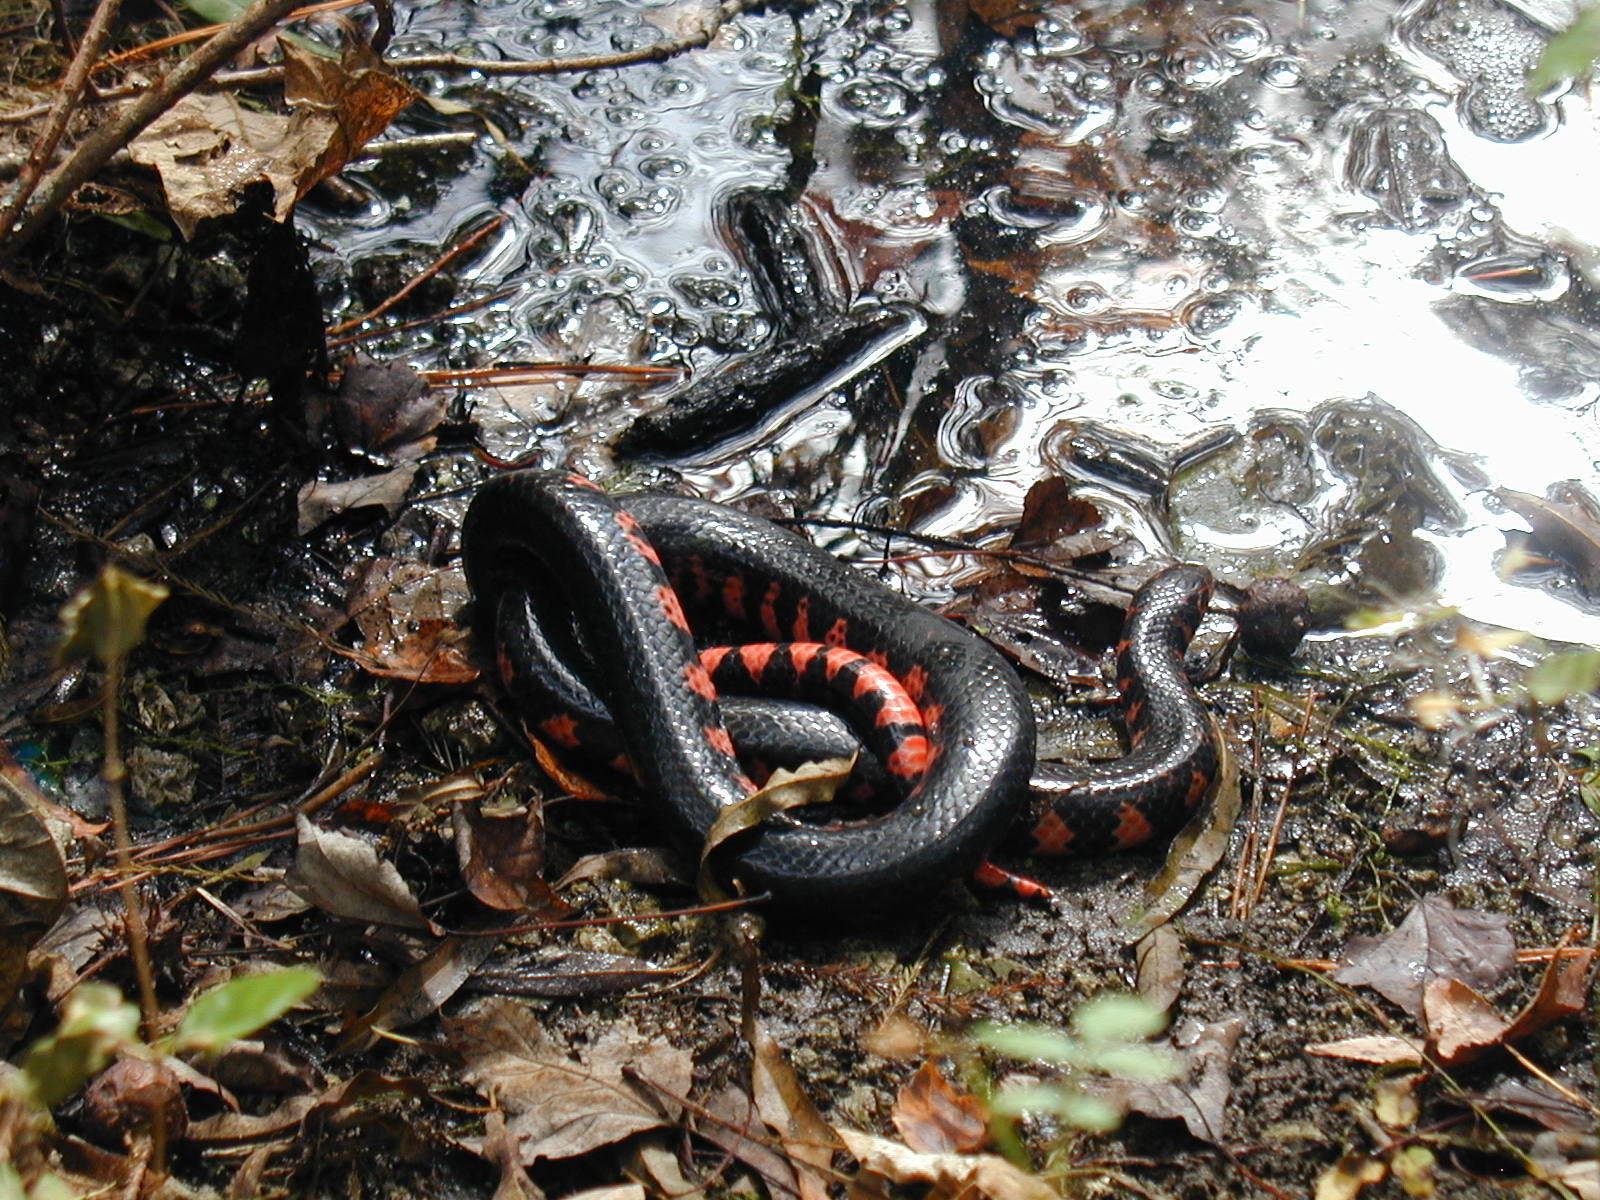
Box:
[300,0,1600,643]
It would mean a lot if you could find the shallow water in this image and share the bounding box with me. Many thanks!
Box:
[301,0,1600,644]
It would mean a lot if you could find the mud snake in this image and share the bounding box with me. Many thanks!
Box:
[463,471,1219,908]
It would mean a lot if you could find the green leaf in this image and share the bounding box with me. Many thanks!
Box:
[1082,1042,1182,1082]
[988,1084,1124,1132]
[1070,993,1166,1042]
[176,967,321,1054]
[971,1022,1082,1065]
[1052,1091,1124,1132]
[21,982,140,1107]
[1525,648,1600,705]
[1530,6,1600,90]
[56,565,168,667]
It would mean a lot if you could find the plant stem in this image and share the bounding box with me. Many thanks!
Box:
[102,654,158,1036]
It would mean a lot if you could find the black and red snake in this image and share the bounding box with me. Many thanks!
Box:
[463,471,1219,907]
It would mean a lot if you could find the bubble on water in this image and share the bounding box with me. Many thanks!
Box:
[982,185,1110,245]
[639,155,688,179]
[1064,283,1110,313]
[1149,106,1195,139]
[1209,15,1270,59]
[1171,45,1229,89]
[831,77,916,126]
[1261,55,1303,88]
[1034,18,1085,56]
[1136,72,1169,98]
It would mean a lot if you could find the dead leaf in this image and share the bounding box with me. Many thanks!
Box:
[338,936,498,1053]
[279,40,416,194]
[81,1055,188,1143]
[1371,1074,1421,1129]
[697,1084,800,1197]
[861,1014,927,1060]
[1497,939,1595,1045]
[450,1002,691,1163]
[1314,1154,1388,1200]
[455,801,551,912]
[481,1109,542,1200]
[1496,484,1600,593]
[1130,716,1237,939]
[286,815,430,930]
[297,464,418,534]
[187,1070,423,1142]
[1423,977,1507,1064]
[838,1127,1056,1200]
[329,353,443,463]
[1303,1035,1425,1066]
[701,757,855,898]
[891,1062,988,1154]
[749,1021,842,1200]
[0,758,69,1007]
[1330,895,1516,1020]
[127,45,413,238]
[1089,1016,1242,1144]
[554,848,686,891]
[1132,921,1184,1014]
[1009,477,1105,559]
[339,556,476,685]
[1474,1075,1596,1135]
[470,950,690,999]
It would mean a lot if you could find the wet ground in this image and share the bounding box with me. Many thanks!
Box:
[1,0,1598,1194]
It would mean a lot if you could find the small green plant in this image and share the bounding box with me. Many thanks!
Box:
[970,993,1180,1137]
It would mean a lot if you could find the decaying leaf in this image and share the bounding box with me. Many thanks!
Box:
[697,1084,801,1197]
[454,801,552,913]
[0,757,69,1008]
[1314,1153,1388,1200]
[1133,924,1185,1014]
[838,1127,1056,1200]
[450,1002,691,1163]
[749,1020,841,1200]
[700,757,855,898]
[1330,895,1516,1020]
[1496,484,1600,594]
[127,43,414,237]
[1129,717,1237,939]
[297,464,418,534]
[187,1070,425,1142]
[286,815,430,930]
[891,1061,988,1155]
[329,353,444,463]
[1088,1016,1243,1144]
[343,557,475,684]
[1304,1035,1425,1067]
[57,564,168,666]
[1008,476,1107,560]
[338,936,498,1053]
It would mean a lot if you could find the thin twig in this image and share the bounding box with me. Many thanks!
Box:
[325,214,505,335]
[0,0,125,243]
[0,0,309,260]
[92,0,365,71]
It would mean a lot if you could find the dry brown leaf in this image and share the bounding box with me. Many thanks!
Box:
[297,464,418,534]
[697,1084,800,1197]
[0,759,69,1008]
[286,815,429,930]
[337,936,498,1053]
[1497,939,1595,1045]
[455,802,551,912]
[450,1002,691,1163]
[481,1109,542,1200]
[1133,923,1184,1014]
[1422,977,1507,1064]
[1303,1035,1425,1066]
[1314,1154,1388,1200]
[329,353,443,463]
[1330,895,1516,1020]
[749,1021,842,1200]
[1008,476,1104,558]
[188,1070,423,1142]
[1090,1016,1242,1144]
[891,1062,988,1155]
[838,1127,1056,1200]
[343,556,475,684]
[127,44,412,238]
[1130,717,1237,939]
